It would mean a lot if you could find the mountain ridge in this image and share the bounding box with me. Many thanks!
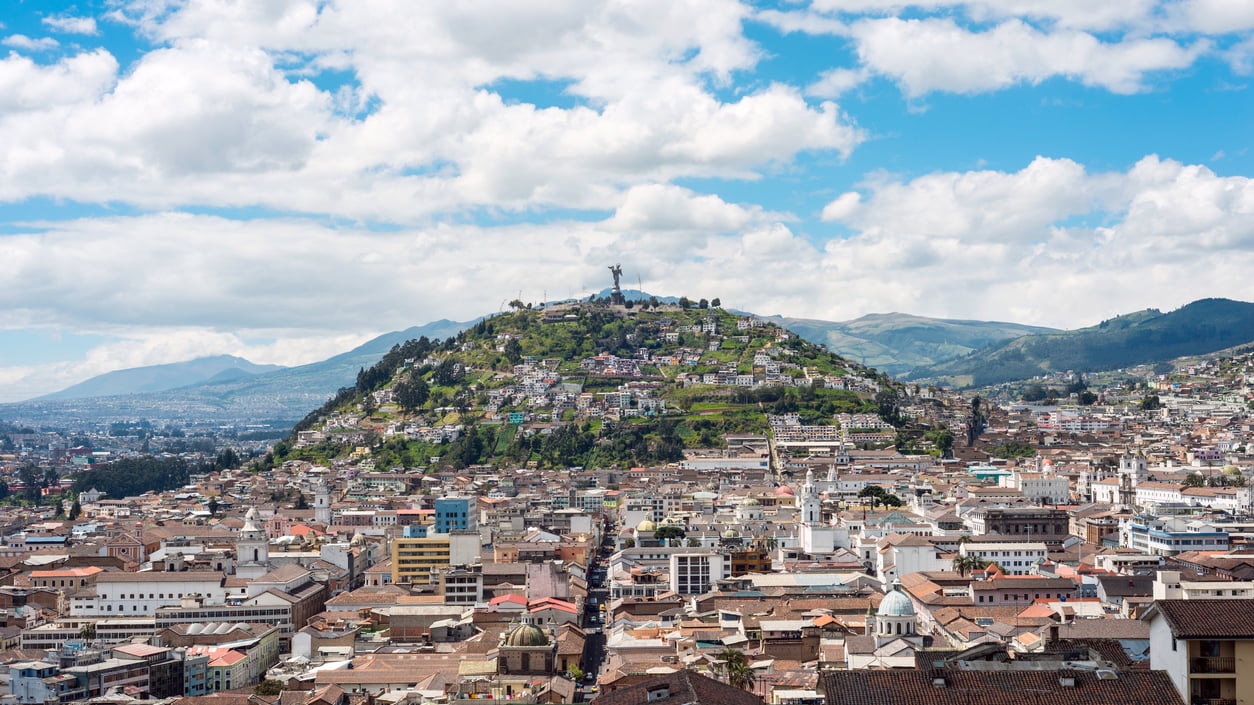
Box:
[906,297,1254,387]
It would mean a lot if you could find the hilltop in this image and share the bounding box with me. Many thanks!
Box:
[906,298,1254,387]
[266,300,894,471]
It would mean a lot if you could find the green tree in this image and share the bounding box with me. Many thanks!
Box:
[1140,394,1162,411]
[208,496,219,515]
[69,500,81,521]
[254,680,284,696]
[717,648,754,691]
[19,463,42,505]
[711,298,721,307]
[395,375,430,411]
[653,525,686,545]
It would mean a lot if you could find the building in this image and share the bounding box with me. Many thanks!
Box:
[434,495,477,534]
[390,531,479,584]
[1144,599,1254,705]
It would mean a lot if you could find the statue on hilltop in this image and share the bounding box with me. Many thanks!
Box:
[608,264,625,305]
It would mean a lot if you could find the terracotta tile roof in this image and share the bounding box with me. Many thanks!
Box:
[593,670,764,705]
[821,668,1183,705]
[1145,599,1254,639]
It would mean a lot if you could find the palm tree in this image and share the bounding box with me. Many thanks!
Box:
[717,648,754,691]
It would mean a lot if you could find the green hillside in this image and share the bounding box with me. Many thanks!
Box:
[770,313,1054,376]
[906,298,1254,387]
[266,301,894,471]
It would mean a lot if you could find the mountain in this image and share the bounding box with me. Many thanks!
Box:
[1,319,472,427]
[905,298,1254,387]
[36,355,284,401]
[767,313,1054,376]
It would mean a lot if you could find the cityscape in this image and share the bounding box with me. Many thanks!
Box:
[3,2,1254,705]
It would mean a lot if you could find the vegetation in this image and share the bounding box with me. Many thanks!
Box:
[857,485,903,508]
[911,298,1254,387]
[71,457,194,499]
[717,648,755,690]
[264,302,895,471]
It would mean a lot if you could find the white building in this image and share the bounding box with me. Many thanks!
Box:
[70,572,227,616]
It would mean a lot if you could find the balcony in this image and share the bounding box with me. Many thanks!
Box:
[1191,699,1235,705]
[1191,657,1236,674]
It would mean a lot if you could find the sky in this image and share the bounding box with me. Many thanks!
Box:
[1,0,1253,402]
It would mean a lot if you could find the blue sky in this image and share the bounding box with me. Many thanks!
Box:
[0,0,1253,401]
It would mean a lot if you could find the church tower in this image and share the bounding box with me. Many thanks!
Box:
[798,469,821,525]
[315,480,331,525]
[236,507,270,578]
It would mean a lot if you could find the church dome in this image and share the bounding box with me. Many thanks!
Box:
[878,583,915,617]
[722,528,740,539]
[775,485,795,497]
[504,623,549,647]
[636,519,657,532]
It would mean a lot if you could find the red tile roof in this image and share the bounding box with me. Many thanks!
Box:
[821,669,1182,705]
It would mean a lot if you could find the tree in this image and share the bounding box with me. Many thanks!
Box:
[1183,473,1206,488]
[215,448,240,470]
[1140,394,1162,411]
[857,485,902,509]
[711,298,721,308]
[69,500,81,521]
[78,622,96,642]
[653,525,686,545]
[678,297,692,310]
[952,554,991,578]
[395,375,430,411]
[686,537,701,547]
[717,648,754,691]
[623,537,636,548]
[208,496,219,516]
[567,665,585,682]
[698,298,709,309]
[19,463,42,505]
[254,680,285,696]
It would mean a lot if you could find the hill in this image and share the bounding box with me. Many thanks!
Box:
[905,298,1254,387]
[768,313,1053,376]
[1,319,471,427]
[267,301,894,471]
[36,355,284,400]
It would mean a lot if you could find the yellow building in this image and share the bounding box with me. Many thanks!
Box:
[391,536,450,585]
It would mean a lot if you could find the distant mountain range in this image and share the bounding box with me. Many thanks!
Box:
[905,298,1254,387]
[766,313,1054,376]
[8,297,1254,427]
[1,319,470,428]
[36,355,285,401]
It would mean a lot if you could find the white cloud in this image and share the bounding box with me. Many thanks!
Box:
[0,3,861,220]
[0,49,117,112]
[816,156,1254,327]
[42,15,100,35]
[3,35,60,51]
[806,67,869,98]
[807,0,1159,32]
[849,18,1205,96]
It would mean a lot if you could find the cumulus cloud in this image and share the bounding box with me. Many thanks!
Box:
[42,15,99,35]
[0,2,861,220]
[0,49,117,112]
[818,156,1254,326]
[850,18,1205,96]
[3,35,59,51]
